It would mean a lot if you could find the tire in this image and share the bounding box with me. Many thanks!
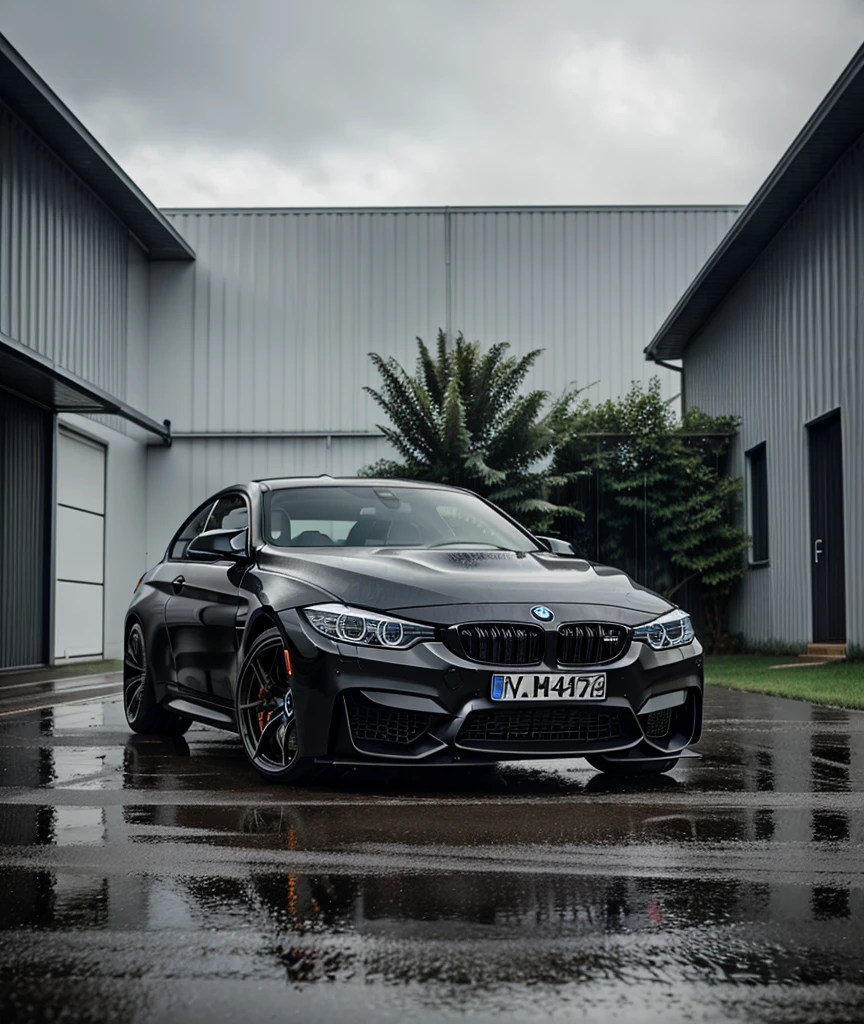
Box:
[123,622,191,736]
[585,754,679,776]
[235,627,324,784]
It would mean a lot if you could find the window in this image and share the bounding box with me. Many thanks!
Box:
[262,485,541,551]
[207,494,249,532]
[169,502,214,560]
[747,443,769,564]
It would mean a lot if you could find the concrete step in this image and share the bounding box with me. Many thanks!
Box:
[798,643,845,662]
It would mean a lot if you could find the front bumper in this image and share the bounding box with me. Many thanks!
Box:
[279,610,704,766]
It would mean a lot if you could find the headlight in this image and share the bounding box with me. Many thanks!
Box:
[302,603,435,649]
[632,609,695,650]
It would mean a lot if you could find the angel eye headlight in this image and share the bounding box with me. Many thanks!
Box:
[377,619,404,647]
[337,613,366,642]
[632,609,695,650]
[302,604,434,649]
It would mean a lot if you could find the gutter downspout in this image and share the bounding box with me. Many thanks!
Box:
[444,206,452,343]
[652,358,685,412]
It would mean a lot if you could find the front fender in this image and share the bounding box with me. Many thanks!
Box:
[237,568,333,664]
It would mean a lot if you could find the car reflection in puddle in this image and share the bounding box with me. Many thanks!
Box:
[0,686,863,1021]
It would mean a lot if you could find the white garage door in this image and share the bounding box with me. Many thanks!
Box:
[54,429,106,660]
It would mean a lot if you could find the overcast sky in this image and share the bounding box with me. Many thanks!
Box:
[3,0,863,208]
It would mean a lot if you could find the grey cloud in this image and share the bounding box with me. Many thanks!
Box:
[2,0,863,205]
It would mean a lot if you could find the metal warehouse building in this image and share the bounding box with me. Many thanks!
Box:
[646,42,864,653]
[0,33,743,671]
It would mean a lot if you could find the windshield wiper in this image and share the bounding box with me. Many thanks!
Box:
[427,541,513,550]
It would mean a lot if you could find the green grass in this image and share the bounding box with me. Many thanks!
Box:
[705,655,864,710]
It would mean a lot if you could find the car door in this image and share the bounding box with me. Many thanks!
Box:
[164,493,250,702]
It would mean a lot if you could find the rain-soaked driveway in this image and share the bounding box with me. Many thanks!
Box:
[1,675,863,1023]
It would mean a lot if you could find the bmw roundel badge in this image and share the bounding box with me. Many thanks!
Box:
[531,605,554,623]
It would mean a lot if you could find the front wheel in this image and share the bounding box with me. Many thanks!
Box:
[235,628,323,784]
[585,754,679,776]
[123,622,190,736]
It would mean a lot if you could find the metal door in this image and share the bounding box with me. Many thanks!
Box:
[808,412,846,643]
[54,429,106,660]
[0,392,51,669]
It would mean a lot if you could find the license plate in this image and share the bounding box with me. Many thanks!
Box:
[490,672,606,702]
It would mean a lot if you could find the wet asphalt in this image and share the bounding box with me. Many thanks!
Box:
[0,674,863,1023]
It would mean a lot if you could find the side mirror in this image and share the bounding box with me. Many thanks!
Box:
[186,528,249,562]
[536,536,577,557]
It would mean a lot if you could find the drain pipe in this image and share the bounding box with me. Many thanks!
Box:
[652,359,685,412]
[444,206,452,343]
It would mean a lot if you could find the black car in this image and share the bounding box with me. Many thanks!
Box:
[123,477,703,782]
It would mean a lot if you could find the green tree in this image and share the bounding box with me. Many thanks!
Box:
[553,379,749,648]
[361,330,580,531]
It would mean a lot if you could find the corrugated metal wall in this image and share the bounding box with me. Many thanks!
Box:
[449,208,738,401]
[157,207,739,429]
[0,101,129,398]
[0,391,51,669]
[685,136,864,649]
[148,206,739,557]
[155,210,447,434]
[0,100,154,668]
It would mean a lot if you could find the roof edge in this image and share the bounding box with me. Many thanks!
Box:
[0,32,194,261]
[645,40,864,361]
[162,203,745,216]
[1,331,171,443]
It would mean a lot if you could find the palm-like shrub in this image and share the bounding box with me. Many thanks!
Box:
[361,331,579,531]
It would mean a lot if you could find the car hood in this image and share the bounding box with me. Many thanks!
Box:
[258,546,673,625]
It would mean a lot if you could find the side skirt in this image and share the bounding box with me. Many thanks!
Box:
[164,697,237,731]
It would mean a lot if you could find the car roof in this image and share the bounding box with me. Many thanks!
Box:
[252,475,467,493]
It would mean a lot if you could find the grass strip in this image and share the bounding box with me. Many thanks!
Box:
[705,655,864,710]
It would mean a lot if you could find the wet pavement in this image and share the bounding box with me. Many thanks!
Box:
[1,675,863,1023]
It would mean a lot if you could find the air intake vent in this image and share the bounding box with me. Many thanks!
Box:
[456,623,544,665]
[642,707,672,738]
[347,696,431,746]
[459,707,624,746]
[557,623,630,666]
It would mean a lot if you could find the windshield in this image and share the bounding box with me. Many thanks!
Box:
[262,485,541,552]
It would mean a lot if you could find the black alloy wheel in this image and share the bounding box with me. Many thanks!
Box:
[235,628,323,783]
[123,622,190,736]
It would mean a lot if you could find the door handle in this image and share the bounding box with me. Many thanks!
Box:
[171,574,186,594]
[814,539,823,564]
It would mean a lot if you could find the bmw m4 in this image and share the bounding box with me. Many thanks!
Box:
[124,478,703,781]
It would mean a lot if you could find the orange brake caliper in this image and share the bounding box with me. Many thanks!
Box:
[257,687,267,733]
[258,648,292,732]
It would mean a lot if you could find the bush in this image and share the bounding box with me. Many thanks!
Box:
[553,379,749,649]
[361,331,581,531]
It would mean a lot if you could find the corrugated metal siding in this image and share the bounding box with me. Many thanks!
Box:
[0,391,50,669]
[0,101,129,398]
[157,211,446,434]
[685,136,864,649]
[449,208,740,402]
[148,207,739,558]
[156,207,739,432]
